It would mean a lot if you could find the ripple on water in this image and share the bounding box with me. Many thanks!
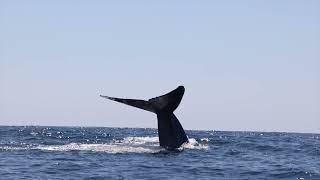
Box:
[0,126,319,180]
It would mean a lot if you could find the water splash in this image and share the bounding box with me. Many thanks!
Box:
[37,143,162,154]
[0,136,208,154]
[183,138,209,150]
[120,136,159,145]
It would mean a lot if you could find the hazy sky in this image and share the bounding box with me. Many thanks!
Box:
[0,1,319,133]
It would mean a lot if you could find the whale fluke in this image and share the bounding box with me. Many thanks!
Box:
[100,86,188,149]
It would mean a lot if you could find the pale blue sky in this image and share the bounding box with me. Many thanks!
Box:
[0,1,319,133]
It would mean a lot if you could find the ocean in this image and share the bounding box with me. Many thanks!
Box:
[0,126,319,180]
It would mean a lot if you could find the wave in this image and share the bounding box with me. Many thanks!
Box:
[0,136,208,154]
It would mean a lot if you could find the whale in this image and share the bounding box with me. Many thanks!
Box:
[100,86,189,149]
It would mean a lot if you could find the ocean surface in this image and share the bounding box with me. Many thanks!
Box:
[0,126,319,180]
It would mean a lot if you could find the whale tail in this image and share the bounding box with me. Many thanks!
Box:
[100,86,188,149]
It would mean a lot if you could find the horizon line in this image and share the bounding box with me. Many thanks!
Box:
[0,124,319,135]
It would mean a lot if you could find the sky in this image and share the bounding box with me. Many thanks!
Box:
[0,1,319,133]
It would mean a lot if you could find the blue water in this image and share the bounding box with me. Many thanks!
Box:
[0,126,319,180]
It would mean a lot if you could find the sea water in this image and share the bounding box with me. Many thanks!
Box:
[0,126,319,179]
